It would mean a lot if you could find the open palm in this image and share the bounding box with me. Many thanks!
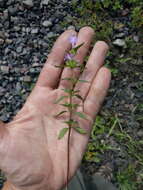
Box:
[0,27,111,190]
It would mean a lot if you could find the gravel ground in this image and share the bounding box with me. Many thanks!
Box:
[0,0,143,189]
[0,0,74,188]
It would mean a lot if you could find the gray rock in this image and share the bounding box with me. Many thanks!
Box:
[133,35,139,42]
[47,32,55,38]
[0,31,5,39]
[137,130,143,137]
[31,28,39,34]
[0,66,10,73]
[41,0,50,5]
[16,46,23,53]
[0,38,4,45]
[113,39,126,47]
[23,0,33,8]
[5,39,13,44]
[42,20,52,27]
[67,25,76,30]
[115,33,125,38]
[23,76,31,82]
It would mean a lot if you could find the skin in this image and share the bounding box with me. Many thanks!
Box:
[1,27,111,190]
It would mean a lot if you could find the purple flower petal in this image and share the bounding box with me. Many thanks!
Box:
[64,53,74,61]
[69,35,77,48]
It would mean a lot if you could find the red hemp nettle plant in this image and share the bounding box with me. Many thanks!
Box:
[54,35,89,190]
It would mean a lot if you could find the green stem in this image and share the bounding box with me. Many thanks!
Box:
[66,70,74,190]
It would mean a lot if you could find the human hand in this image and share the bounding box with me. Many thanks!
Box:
[1,27,111,190]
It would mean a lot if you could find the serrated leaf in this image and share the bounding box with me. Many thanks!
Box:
[54,96,68,104]
[73,126,87,134]
[54,111,67,117]
[58,128,69,139]
[75,112,88,120]
[78,80,89,83]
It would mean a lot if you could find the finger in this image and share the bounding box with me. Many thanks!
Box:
[75,41,109,100]
[36,30,77,89]
[59,27,94,89]
[84,67,111,119]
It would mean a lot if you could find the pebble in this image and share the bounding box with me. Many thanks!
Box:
[0,38,4,45]
[115,33,125,38]
[5,39,12,44]
[47,32,55,38]
[133,35,139,42]
[16,46,23,53]
[67,25,75,30]
[137,130,143,137]
[31,28,39,34]
[41,0,50,5]
[42,20,52,27]
[0,66,10,73]
[113,39,126,47]
[23,0,34,8]
[23,76,31,82]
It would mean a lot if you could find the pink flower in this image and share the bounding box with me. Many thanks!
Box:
[69,35,77,48]
[64,53,74,61]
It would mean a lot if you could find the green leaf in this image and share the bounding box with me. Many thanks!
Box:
[54,96,68,104]
[62,78,78,84]
[70,43,84,54]
[62,78,71,81]
[64,119,78,126]
[60,103,79,109]
[74,94,84,101]
[73,126,87,134]
[62,88,73,94]
[75,112,88,120]
[58,128,69,139]
[55,111,67,117]
[65,60,78,69]
[78,80,89,83]
[54,65,64,68]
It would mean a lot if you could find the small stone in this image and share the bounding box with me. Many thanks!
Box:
[0,38,4,45]
[113,39,126,47]
[14,26,21,31]
[47,32,55,38]
[0,66,10,73]
[67,25,75,30]
[122,9,129,16]
[23,0,33,8]
[115,33,125,38]
[5,39,12,44]
[3,9,9,20]
[0,31,5,39]
[42,20,52,27]
[31,28,39,34]
[16,46,23,53]
[133,35,139,42]
[23,76,31,82]
[137,130,143,137]
[41,0,50,5]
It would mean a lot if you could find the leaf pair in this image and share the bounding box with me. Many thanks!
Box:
[58,126,87,139]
